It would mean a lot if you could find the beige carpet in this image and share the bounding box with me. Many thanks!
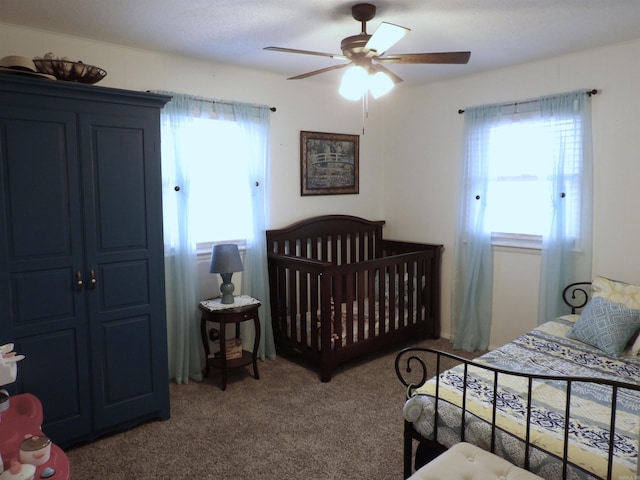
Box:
[66,338,482,479]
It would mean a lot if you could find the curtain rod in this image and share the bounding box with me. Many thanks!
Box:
[187,94,277,112]
[194,96,277,112]
[149,90,276,112]
[457,89,598,114]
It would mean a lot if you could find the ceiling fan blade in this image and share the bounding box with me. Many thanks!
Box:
[287,63,351,80]
[377,51,471,64]
[365,22,410,55]
[264,46,347,61]
[372,63,403,84]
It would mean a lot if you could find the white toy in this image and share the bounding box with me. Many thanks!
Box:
[0,344,24,388]
[0,343,25,418]
[0,458,35,480]
[0,343,25,473]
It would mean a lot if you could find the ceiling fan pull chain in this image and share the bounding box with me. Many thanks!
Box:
[361,91,369,135]
[361,95,365,135]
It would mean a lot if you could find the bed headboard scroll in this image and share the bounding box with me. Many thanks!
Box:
[562,282,591,314]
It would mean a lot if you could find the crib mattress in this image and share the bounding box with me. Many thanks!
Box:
[287,300,423,349]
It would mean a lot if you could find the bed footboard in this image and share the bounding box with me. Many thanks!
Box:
[395,346,640,479]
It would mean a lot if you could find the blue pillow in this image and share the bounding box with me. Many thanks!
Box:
[567,296,640,356]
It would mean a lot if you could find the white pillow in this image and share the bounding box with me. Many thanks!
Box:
[592,276,640,310]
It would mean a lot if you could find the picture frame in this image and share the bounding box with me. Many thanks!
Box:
[300,131,359,196]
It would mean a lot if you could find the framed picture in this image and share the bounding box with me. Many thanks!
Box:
[300,131,359,196]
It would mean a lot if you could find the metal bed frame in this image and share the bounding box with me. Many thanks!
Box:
[395,282,640,479]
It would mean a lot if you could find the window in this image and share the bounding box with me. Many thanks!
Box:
[161,117,253,247]
[482,112,582,247]
[186,118,252,245]
[452,91,593,349]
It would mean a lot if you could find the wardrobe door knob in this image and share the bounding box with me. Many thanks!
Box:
[89,269,97,290]
[76,271,83,291]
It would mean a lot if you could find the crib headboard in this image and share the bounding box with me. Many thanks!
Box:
[266,214,386,264]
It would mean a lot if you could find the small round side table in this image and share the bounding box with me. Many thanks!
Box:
[199,295,261,391]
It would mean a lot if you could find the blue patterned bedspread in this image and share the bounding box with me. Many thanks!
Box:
[412,318,640,479]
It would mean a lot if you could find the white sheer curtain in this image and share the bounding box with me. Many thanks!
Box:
[158,92,274,383]
[451,105,501,351]
[232,103,276,360]
[160,94,201,384]
[537,92,593,324]
[452,90,593,351]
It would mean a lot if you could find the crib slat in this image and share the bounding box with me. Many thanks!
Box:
[366,267,377,337]
[310,270,319,350]
[288,268,298,343]
[321,234,328,262]
[299,268,309,348]
[347,232,356,264]
[357,269,366,341]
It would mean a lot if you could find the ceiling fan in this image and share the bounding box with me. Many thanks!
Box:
[264,3,470,99]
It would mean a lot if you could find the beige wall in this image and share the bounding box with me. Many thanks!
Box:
[381,39,640,347]
[3,23,640,348]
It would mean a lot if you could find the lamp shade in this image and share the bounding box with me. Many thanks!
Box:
[339,64,395,101]
[339,65,369,101]
[369,70,394,98]
[209,244,243,274]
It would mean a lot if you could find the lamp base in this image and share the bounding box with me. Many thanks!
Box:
[219,274,235,304]
[220,291,234,304]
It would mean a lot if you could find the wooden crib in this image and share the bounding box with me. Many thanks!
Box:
[266,215,443,382]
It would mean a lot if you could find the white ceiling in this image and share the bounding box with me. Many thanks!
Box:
[3,0,640,87]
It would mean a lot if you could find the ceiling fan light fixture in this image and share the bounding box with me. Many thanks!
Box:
[339,65,369,100]
[265,3,470,100]
[369,70,394,98]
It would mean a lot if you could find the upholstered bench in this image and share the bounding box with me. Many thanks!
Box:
[408,442,544,480]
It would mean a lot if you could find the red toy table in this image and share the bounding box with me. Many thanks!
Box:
[0,393,69,479]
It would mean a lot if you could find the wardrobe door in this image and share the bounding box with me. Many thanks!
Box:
[79,110,169,430]
[0,107,92,443]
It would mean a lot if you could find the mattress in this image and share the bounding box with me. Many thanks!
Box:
[288,300,423,348]
[410,317,640,479]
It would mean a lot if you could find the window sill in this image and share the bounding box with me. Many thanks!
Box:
[197,240,246,258]
[491,233,542,252]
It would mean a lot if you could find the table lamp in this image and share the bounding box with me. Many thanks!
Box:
[209,243,243,304]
